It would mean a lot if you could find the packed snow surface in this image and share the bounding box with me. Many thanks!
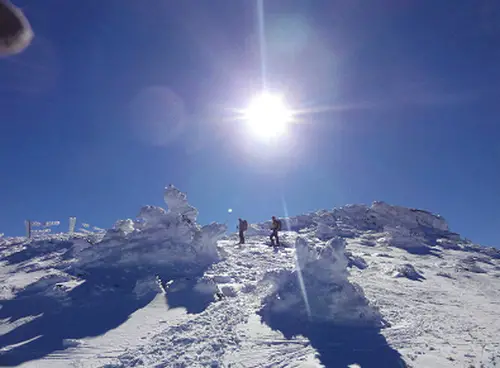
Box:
[0,185,499,367]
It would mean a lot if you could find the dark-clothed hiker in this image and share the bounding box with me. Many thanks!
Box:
[238,218,248,244]
[270,216,281,246]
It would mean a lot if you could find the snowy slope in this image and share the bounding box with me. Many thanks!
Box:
[0,186,499,368]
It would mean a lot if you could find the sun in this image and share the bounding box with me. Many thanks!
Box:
[242,92,293,140]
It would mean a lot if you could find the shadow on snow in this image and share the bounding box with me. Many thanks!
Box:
[0,263,215,366]
[402,245,442,258]
[257,307,407,368]
[162,276,218,314]
[3,240,75,266]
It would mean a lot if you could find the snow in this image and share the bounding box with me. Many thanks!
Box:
[389,263,425,281]
[0,186,499,367]
[164,184,199,222]
[260,236,384,327]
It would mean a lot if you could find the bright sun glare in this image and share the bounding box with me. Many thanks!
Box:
[242,92,293,140]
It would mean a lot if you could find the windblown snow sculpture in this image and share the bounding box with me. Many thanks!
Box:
[164,184,198,222]
[73,185,226,270]
[112,219,135,236]
[0,0,33,55]
[261,236,383,327]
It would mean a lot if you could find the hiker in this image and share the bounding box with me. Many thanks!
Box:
[270,216,281,246]
[238,218,248,244]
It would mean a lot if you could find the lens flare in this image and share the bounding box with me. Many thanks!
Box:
[242,92,293,140]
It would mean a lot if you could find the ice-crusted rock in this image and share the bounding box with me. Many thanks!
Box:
[314,210,337,226]
[346,251,368,270]
[456,256,488,274]
[260,236,383,327]
[70,186,226,272]
[371,202,448,232]
[192,223,227,261]
[379,225,430,253]
[390,263,424,281]
[315,222,338,241]
[332,204,368,221]
[479,247,500,259]
[331,204,379,231]
[330,201,452,242]
[443,232,462,241]
[436,238,462,250]
[246,223,270,237]
[62,339,82,348]
[113,219,135,235]
[336,226,356,238]
[285,214,316,232]
[436,271,454,279]
[252,201,454,249]
[136,206,167,228]
[164,184,198,222]
[244,199,499,262]
[295,236,348,278]
[463,244,500,259]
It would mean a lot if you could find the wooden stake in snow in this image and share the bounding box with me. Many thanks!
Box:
[25,219,31,239]
[69,216,76,234]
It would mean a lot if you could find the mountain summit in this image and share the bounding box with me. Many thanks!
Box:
[0,185,498,367]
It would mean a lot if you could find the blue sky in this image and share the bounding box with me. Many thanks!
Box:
[1,1,499,247]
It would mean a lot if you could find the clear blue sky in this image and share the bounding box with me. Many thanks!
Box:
[1,1,499,247]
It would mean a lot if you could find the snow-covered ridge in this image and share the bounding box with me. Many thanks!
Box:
[0,186,499,367]
[254,200,449,235]
[251,200,499,258]
[2,193,496,258]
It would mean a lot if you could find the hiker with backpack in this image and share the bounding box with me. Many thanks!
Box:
[238,218,248,244]
[270,216,281,246]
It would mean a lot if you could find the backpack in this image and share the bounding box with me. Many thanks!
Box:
[275,219,282,231]
[241,220,248,231]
